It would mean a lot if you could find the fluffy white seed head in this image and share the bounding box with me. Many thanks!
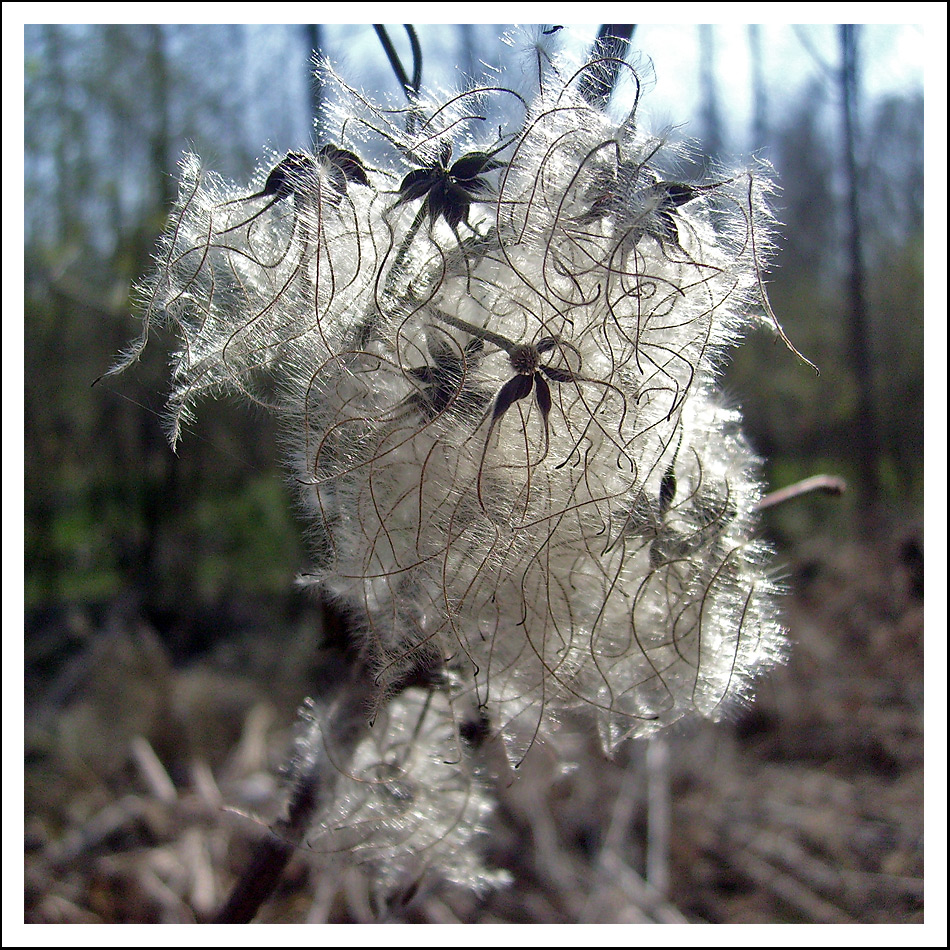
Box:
[295,688,505,894]
[123,38,788,875]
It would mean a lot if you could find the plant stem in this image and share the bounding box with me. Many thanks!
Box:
[211,662,375,923]
[756,474,846,511]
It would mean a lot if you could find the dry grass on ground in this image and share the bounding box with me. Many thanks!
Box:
[24,523,924,924]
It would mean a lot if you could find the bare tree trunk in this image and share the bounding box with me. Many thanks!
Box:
[838,24,879,518]
[145,25,174,210]
[459,24,480,85]
[748,24,768,151]
[698,25,724,160]
[304,25,324,139]
[578,24,637,108]
[43,25,68,240]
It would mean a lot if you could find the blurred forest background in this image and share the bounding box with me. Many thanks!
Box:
[23,23,928,925]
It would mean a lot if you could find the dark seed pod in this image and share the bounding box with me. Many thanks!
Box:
[261,151,316,200]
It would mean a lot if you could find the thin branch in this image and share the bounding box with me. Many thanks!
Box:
[211,831,296,923]
[373,24,419,103]
[211,631,375,923]
[405,25,422,98]
[645,736,670,898]
[756,475,847,511]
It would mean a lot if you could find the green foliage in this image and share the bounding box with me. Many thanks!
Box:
[190,475,303,599]
[24,270,303,621]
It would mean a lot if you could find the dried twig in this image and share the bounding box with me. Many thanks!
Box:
[757,475,847,511]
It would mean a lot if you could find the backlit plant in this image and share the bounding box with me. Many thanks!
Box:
[110,27,792,916]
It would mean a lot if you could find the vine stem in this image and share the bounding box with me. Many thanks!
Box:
[384,202,428,297]
[430,306,518,354]
[373,25,420,103]
[210,659,375,923]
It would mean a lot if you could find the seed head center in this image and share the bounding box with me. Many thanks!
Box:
[509,344,540,376]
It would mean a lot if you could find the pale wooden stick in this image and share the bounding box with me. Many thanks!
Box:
[757,475,847,511]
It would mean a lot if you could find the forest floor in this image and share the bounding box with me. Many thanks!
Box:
[23,518,926,925]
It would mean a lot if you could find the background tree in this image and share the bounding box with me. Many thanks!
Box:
[25,22,925,638]
[698,25,724,161]
[748,24,769,152]
[21,22,927,927]
[838,24,879,518]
